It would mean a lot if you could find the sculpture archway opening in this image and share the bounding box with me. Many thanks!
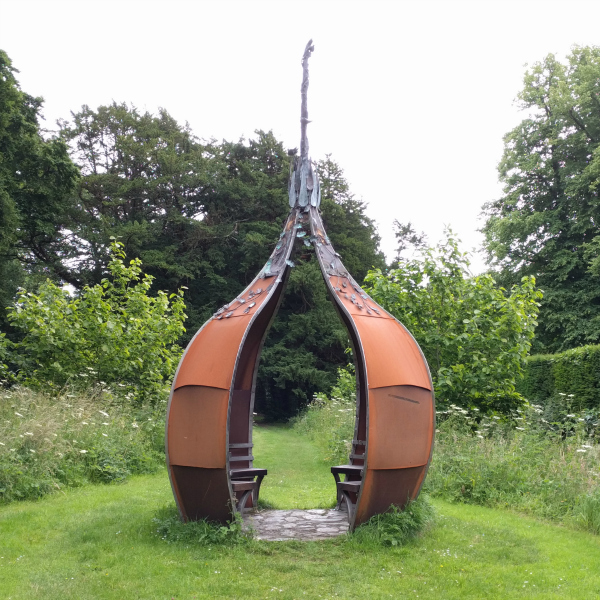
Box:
[165,41,435,531]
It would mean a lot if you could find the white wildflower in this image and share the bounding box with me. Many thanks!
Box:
[493,416,500,420]
[568,394,575,398]
[477,435,484,439]
[582,444,593,449]
[102,433,108,437]
[558,393,566,396]
[102,422,109,426]
[132,423,139,428]
[79,450,88,454]
[99,410,109,417]
[0,442,4,446]
[82,422,88,425]
[566,414,575,418]
[515,427,525,430]
[15,412,23,417]
[30,449,35,453]
[577,449,586,453]
[24,432,33,436]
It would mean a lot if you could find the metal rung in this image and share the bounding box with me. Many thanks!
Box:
[229,454,254,462]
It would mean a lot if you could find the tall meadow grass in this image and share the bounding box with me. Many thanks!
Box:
[0,386,166,503]
[292,379,600,534]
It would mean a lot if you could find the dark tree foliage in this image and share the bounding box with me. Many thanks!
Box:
[0,50,79,331]
[483,46,600,353]
[58,104,291,337]
[1,93,382,420]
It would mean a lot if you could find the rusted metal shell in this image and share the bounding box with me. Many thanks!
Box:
[166,211,299,523]
[309,205,435,530]
[166,203,434,529]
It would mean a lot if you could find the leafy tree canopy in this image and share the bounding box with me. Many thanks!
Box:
[0,50,79,329]
[365,229,542,413]
[56,104,291,339]
[2,241,186,404]
[483,45,600,352]
[2,97,383,419]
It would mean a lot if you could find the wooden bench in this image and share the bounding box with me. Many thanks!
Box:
[229,442,267,511]
[331,464,363,509]
[330,439,365,509]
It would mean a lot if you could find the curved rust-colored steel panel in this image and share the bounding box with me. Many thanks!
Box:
[166,211,299,523]
[309,205,435,530]
[167,386,229,468]
[352,316,431,390]
[366,386,434,470]
[354,466,428,525]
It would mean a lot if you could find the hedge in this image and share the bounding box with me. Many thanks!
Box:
[518,345,600,410]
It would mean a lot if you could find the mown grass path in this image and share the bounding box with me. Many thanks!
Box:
[1,425,600,599]
[253,424,336,509]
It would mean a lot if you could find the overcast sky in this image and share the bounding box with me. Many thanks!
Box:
[3,0,600,272]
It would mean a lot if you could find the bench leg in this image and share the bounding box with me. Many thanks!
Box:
[254,475,265,507]
[237,489,254,513]
[332,473,343,509]
[341,490,356,521]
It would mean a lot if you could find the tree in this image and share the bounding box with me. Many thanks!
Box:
[28,103,383,419]
[483,46,600,352]
[4,241,186,405]
[0,50,79,330]
[365,231,542,413]
[57,105,292,338]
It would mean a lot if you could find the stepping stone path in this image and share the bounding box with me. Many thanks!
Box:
[243,508,349,541]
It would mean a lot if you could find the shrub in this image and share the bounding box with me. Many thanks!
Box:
[0,386,165,503]
[152,504,248,545]
[350,496,435,547]
[5,241,186,405]
[364,230,542,413]
[519,345,600,410]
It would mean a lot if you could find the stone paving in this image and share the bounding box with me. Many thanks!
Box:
[243,508,349,541]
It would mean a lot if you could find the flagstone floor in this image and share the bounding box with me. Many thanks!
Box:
[243,508,349,541]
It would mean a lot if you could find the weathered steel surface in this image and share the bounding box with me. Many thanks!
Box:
[308,204,435,529]
[166,40,435,529]
[166,210,299,523]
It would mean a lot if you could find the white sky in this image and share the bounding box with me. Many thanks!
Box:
[2,0,600,272]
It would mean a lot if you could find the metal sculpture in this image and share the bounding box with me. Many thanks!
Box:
[166,40,435,530]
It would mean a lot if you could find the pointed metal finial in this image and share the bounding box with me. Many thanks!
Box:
[289,39,321,210]
[300,39,314,161]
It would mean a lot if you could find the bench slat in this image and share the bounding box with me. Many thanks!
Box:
[337,480,361,492]
[229,454,254,462]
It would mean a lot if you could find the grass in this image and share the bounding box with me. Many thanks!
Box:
[2,424,600,598]
[426,405,600,530]
[1,471,600,598]
[253,424,336,508]
[0,387,165,503]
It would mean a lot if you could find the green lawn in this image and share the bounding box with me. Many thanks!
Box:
[1,424,599,599]
[253,424,337,509]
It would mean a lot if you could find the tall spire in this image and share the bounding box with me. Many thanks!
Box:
[300,39,314,162]
[289,39,321,210]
